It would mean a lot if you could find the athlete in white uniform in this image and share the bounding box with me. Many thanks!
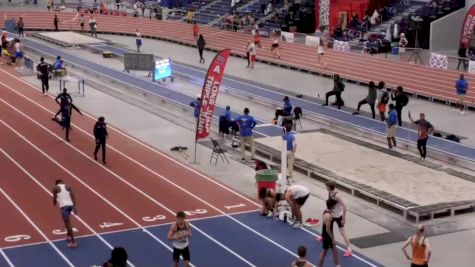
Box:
[326,180,352,256]
[317,38,327,68]
[52,179,77,248]
[168,211,192,267]
[277,184,310,228]
[271,33,280,58]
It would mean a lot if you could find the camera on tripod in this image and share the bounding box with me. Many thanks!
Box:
[409,16,424,30]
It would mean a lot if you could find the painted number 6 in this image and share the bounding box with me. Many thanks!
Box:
[4,234,31,242]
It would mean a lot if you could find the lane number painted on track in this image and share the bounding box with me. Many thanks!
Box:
[142,215,166,222]
[4,234,31,242]
[52,228,78,235]
[224,203,246,210]
[99,222,124,229]
[184,209,207,216]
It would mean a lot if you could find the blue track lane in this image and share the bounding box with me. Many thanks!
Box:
[232,212,381,267]
[192,216,295,267]
[4,243,69,267]
[53,236,112,266]
[100,229,171,266]
[2,216,383,266]
[148,222,254,267]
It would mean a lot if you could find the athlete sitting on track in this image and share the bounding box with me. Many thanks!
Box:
[52,179,78,248]
[168,211,192,267]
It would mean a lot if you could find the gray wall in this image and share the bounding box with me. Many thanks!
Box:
[429,8,466,52]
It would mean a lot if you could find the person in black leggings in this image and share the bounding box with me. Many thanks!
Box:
[391,86,409,127]
[409,112,434,159]
[197,34,206,64]
[318,198,341,267]
[93,116,108,164]
[322,74,345,109]
[353,81,377,119]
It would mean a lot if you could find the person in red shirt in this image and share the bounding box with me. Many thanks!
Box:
[408,112,434,159]
[193,22,200,39]
[254,30,261,48]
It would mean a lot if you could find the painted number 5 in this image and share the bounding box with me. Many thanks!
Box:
[142,215,166,222]
[184,209,207,216]
[4,234,31,242]
[99,222,123,229]
[52,228,78,235]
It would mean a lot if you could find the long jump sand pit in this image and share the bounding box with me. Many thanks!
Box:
[36,31,102,45]
[257,132,475,206]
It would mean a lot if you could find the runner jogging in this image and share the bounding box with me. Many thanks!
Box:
[326,180,352,256]
[318,198,341,267]
[52,179,77,248]
[168,211,192,267]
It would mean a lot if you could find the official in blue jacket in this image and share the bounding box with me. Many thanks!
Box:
[273,96,293,125]
[455,74,468,115]
[386,103,398,149]
[189,94,201,119]
[236,108,256,161]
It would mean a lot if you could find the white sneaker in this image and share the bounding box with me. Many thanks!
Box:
[292,222,302,228]
[461,111,466,115]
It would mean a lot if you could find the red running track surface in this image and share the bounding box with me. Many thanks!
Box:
[1,11,473,105]
[0,65,260,250]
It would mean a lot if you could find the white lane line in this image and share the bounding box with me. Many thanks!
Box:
[0,187,74,267]
[0,138,139,267]
[0,67,378,266]
[0,249,15,267]
[0,98,255,267]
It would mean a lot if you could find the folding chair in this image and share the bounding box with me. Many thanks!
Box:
[210,139,229,165]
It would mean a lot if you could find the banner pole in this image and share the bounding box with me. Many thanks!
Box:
[193,118,199,164]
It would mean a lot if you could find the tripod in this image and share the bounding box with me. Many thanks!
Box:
[407,26,423,64]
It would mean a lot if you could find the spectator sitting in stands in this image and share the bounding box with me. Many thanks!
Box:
[370,9,380,25]
[273,96,293,125]
[186,10,194,24]
[53,56,67,77]
[265,2,273,16]
[378,6,389,21]
[350,13,359,29]
[361,15,371,32]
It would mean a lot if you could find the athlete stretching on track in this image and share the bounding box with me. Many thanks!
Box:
[52,179,77,248]
[276,184,310,228]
